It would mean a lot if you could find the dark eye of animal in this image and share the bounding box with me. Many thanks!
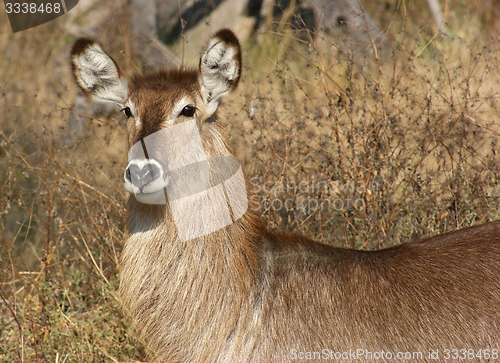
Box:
[180,105,195,117]
[121,107,132,118]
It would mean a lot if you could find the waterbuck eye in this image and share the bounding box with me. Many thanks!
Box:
[121,107,132,118]
[180,105,195,117]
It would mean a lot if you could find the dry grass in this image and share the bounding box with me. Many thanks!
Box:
[1,1,500,361]
[230,3,500,248]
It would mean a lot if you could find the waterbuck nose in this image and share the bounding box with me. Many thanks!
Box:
[126,162,162,189]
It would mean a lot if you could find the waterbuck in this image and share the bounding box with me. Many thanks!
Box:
[70,29,500,362]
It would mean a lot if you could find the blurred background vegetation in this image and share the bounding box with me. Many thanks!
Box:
[1,0,500,361]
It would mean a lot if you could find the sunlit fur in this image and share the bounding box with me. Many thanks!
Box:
[71,29,500,362]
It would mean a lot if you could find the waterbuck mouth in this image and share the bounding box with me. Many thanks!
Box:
[124,159,168,204]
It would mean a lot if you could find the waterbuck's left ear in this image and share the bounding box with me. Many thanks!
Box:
[199,28,242,114]
[70,38,129,106]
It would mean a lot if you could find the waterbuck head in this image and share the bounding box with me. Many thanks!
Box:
[70,29,246,238]
[71,29,241,204]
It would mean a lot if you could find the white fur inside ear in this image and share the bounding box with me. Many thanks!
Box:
[74,43,128,105]
[200,39,238,110]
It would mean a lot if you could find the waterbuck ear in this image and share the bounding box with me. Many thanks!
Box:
[199,28,242,114]
[70,38,128,106]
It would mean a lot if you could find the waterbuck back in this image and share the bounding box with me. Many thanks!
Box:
[70,29,500,363]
